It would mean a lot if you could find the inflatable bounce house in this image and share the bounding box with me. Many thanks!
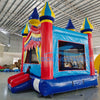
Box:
[8,2,98,96]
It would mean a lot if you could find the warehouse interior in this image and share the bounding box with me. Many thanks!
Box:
[0,0,100,66]
[0,0,100,100]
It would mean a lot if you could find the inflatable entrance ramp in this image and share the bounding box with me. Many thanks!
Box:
[8,72,32,93]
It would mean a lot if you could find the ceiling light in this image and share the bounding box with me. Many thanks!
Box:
[0,27,9,35]
[7,44,11,47]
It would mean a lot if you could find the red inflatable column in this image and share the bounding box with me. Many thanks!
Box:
[88,33,95,75]
[21,23,29,72]
[81,18,95,75]
[41,22,53,79]
[40,2,55,79]
[21,37,26,72]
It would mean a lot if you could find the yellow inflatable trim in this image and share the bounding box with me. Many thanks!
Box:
[94,54,100,74]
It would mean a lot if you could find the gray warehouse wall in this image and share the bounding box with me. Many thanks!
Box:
[7,34,22,52]
[0,32,22,52]
[0,32,9,45]
[0,52,21,66]
[0,33,22,65]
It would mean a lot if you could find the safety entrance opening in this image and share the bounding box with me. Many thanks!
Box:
[25,47,39,64]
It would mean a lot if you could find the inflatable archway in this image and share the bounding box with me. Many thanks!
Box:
[94,54,100,74]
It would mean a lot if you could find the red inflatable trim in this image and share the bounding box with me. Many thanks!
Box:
[88,34,95,75]
[9,73,30,88]
[8,72,24,84]
[21,37,26,72]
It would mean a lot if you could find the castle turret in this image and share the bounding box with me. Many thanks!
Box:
[40,2,55,79]
[81,17,95,75]
[65,19,75,31]
[21,23,30,72]
[29,7,40,27]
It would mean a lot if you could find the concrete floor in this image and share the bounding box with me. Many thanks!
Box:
[0,72,100,100]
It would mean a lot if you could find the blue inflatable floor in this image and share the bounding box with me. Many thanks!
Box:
[31,75,98,96]
[8,80,32,93]
[8,74,98,96]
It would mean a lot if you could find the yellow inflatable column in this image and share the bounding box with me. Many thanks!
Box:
[94,54,100,74]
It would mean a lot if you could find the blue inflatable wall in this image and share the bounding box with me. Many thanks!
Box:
[23,64,41,77]
[53,26,90,78]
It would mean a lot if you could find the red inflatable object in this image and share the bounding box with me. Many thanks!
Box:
[21,37,26,72]
[88,33,95,75]
[41,22,53,80]
[8,72,24,84]
[9,73,30,88]
[0,66,6,69]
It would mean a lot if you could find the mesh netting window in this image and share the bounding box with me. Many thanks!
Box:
[59,40,86,71]
[25,47,39,64]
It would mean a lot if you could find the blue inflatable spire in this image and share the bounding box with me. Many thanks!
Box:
[40,2,55,23]
[81,17,93,34]
[65,19,75,31]
[29,7,40,27]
